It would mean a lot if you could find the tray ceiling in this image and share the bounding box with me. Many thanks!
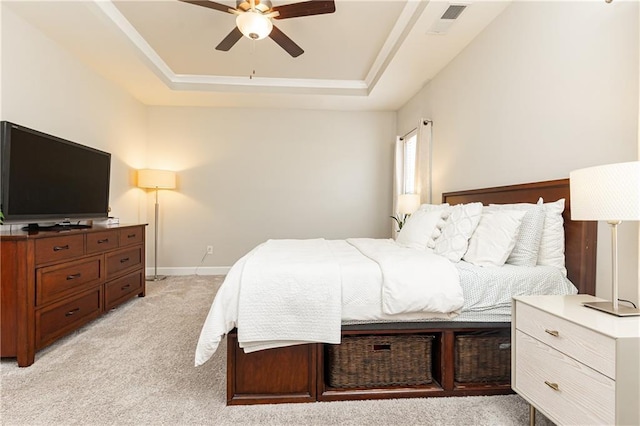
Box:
[4,0,511,110]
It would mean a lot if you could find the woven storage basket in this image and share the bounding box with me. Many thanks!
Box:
[326,335,433,388]
[454,331,511,383]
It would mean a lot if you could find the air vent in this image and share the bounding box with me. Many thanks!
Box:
[427,3,469,35]
[441,4,467,20]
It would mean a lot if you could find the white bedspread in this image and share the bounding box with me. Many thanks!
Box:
[194,238,462,366]
[237,239,341,352]
[347,238,462,315]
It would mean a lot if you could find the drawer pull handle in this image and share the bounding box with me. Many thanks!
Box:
[97,238,109,244]
[120,257,130,263]
[66,273,82,280]
[53,245,70,252]
[127,234,136,239]
[65,308,80,317]
[545,329,559,337]
[121,284,131,290]
[372,344,391,352]
[544,381,560,391]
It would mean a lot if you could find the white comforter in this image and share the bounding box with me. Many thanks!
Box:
[237,239,342,353]
[195,238,462,366]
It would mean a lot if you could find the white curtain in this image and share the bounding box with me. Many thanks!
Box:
[416,120,433,203]
[392,119,433,237]
[392,136,404,236]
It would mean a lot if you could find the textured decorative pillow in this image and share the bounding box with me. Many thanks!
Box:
[463,209,527,267]
[396,209,447,250]
[434,202,483,262]
[487,202,546,267]
[537,198,566,275]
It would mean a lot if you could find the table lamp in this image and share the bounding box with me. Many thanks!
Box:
[570,161,640,316]
[137,169,177,281]
[391,193,421,231]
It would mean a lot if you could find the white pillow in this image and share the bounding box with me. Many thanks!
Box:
[487,202,545,267]
[537,198,566,275]
[418,203,450,213]
[463,209,527,267]
[396,209,447,250]
[434,202,483,262]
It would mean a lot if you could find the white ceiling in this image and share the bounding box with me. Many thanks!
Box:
[5,0,511,111]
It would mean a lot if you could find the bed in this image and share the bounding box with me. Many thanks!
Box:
[197,179,597,405]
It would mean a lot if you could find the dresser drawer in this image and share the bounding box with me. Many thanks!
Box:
[118,227,144,247]
[35,235,84,265]
[105,271,143,311]
[515,331,615,425]
[36,256,103,306]
[35,287,102,349]
[106,246,143,279]
[515,301,615,378]
[86,230,119,254]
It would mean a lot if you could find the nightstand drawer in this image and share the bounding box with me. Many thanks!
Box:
[515,301,615,378]
[515,331,615,425]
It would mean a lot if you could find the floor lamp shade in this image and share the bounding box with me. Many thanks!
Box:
[570,161,640,316]
[137,169,177,282]
[137,169,176,190]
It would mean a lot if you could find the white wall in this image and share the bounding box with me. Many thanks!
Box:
[398,1,639,303]
[146,107,396,271]
[0,6,148,226]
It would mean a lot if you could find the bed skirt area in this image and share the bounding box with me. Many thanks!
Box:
[226,321,513,405]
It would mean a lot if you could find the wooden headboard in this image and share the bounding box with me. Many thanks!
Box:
[442,179,597,295]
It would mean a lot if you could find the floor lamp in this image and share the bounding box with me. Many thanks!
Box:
[570,161,640,316]
[137,169,177,281]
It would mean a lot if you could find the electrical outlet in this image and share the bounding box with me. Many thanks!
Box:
[206,245,213,255]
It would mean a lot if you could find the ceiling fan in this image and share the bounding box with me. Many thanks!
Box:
[178,0,336,58]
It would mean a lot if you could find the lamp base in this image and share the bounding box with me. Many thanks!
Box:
[146,275,169,282]
[583,301,640,317]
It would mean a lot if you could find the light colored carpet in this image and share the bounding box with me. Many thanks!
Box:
[1,275,553,425]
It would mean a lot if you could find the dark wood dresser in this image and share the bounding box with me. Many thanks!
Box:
[1,224,146,366]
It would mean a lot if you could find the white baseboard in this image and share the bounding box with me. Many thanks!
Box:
[146,266,231,276]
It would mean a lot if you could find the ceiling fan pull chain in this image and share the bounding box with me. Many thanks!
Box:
[250,39,256,79]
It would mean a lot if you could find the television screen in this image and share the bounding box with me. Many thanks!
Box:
[1,121,111,225]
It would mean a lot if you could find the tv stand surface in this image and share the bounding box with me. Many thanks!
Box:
[23,223,92,232]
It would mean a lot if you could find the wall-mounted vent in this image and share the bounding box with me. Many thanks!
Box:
[428,4,468,35]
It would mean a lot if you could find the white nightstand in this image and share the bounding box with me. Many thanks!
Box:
[512,294,640,426]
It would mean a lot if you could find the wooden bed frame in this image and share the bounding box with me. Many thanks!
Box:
[226,179,597,405]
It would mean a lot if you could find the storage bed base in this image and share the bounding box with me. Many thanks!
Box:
[227,323,513,405]
[225,179,597,406]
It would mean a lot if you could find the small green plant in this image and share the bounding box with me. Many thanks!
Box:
[390,214,409,232]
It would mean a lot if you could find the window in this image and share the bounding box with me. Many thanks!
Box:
[402,131,418,194]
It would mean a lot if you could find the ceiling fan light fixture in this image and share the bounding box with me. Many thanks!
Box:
[236,11,273,40]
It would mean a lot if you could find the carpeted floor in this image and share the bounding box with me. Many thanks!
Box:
[1,275,553,425]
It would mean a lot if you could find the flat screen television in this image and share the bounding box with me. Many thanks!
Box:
[1,121,111,229]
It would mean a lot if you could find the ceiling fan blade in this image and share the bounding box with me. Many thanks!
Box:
[178,0,234,14]
[269,25,304,57]
[272,0,335,20]
[216,27,243,51]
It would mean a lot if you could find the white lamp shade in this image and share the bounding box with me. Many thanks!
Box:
[397,193,421,215]
[570,161,640,221]
[137,169,176,190]
[236,11,273,40]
